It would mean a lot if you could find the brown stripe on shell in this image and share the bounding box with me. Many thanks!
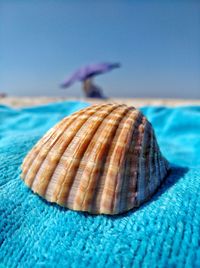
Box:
[32,104,113,196]
[72,105,133,213]
[89,110,134,214]
[109,109,141,214]
[157,144,168,186]
[154,137,161,188]
[21,105,98,177]
[21,117,69,177]
[22,117,71,183]
[71,105,129,211]
[99,109,140,214]
[23,104,105,189]
[136,119,152,204]
[147,127,156,195]
[143,122,152,200]
[21,105,95,179]
[45,104,119,204]
[117,110,144,213]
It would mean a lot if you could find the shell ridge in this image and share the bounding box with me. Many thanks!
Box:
[78,128,120,214]
[44,104,110,200]
[21,118,68,177]
[97,107,134,213]
[65,104,126,209]
[155,139,162,187]
[136,118,152,203]
[148,130,169,200]
[78,105,132,212]
[118,111,143,213]
[140,126,161,203]
[28,105,104,192]
[44,105,109,202]
[22,116,74,184]
[128,115,146,208]
[132,116,147,206]
[21,108,93,176]
[110,110,139,213]
[148,127,156,194]
[117,121,136,213]
[54,104,119,204]
[157,144,168,185]
[22,108,89,182]
[142,121,152,201]
[151,137,160,191]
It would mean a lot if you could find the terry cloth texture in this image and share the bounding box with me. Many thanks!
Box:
[0,101,200,268]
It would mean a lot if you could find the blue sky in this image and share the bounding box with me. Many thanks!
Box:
[0,0,200,98]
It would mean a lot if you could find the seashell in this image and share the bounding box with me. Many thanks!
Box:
[21,103,169,215]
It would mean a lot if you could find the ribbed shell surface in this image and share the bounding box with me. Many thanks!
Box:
[21,103,169,215]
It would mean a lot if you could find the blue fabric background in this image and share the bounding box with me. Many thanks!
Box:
[0,101,200,268]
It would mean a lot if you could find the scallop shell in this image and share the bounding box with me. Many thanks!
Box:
[21,103,169,215]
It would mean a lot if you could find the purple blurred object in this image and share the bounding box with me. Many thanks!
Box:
[60,62,120,88]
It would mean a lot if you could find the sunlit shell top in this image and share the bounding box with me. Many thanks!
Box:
[21,103,169,215]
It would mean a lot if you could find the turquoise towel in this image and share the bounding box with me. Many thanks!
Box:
[0,101,200,268]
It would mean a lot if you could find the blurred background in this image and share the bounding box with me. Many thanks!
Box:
[0,0,200,99]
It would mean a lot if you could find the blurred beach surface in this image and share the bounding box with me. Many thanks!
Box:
[1,96,200,108]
